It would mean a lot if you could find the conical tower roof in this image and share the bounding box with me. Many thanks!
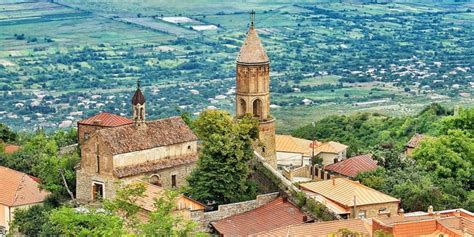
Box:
[237,26,269,64]
[132,80,145,105]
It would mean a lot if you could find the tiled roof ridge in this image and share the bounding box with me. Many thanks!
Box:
[96,116,182,135]
[11,172,26,206]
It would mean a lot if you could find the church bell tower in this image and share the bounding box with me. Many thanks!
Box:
[235,11,276,168]
[132,80,146,128]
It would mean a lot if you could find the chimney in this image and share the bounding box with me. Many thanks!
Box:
[332,177,336,186]
[282,196,288,203]
[428,205,434,215]
[302,215,308,222]
[399,209,404,219]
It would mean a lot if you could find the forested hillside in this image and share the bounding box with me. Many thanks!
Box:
[293,104,473,211]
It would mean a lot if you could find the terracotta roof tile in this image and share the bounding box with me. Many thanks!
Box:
[78,112,133,127]
[237,27,269,64]
[325,154,378,178]
[134,181,205,212]
[212,197,306,236]
[406,133,425,148]
[254,219,371,237]
[314,141,348,154]
[2,144,20,154]
[0,166,50,207]
[300,178,399,208]
[114,153,198,178]
[96,116,197,155]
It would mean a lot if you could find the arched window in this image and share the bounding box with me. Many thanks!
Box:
[139,107,144,120]
[150,175,161,186]
[240,99,246,115]
[253,99,262,118]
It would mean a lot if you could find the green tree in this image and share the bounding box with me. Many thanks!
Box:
[9,205,51,236]
[33,153,80,199]
[141,190,196,236]
[412,130,473,188]
[186,110,258,204]
[41,207,126,236]
[0,123,16,143]
[104,182,146,232]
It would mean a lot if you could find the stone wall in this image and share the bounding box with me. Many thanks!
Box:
[76,169,119,202]
[256,119,277,168]
[355,202,400,219]
[192,192,279,232]
[121,163,196,189]
[282,165,311,181]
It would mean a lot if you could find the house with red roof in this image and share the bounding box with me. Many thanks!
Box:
[405,133,427,156]
[324,154,378,178]
[211,197,308,236]
[0,144,20,155]
[253,208,474,237]
[0,166,50,233]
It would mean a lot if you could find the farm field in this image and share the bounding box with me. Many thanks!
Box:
[0,0,472,132]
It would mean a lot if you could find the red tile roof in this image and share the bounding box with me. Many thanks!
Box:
[2,144,20,154]
[325,154,378,178]
[78,112,133,127]
[96,116,197,155]
[253,219,371,236]
[406,133,425,148]
[211,197,306,236]
[0,166,50,207]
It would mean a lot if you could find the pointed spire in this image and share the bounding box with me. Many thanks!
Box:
[237,10,269,64]
[250,10,255,29]
[132,79,145,105]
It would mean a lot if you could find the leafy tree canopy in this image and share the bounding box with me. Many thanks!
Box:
[186,110,258,205]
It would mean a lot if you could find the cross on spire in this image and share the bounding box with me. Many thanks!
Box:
[250,10,255,29]
[137,79,141,89]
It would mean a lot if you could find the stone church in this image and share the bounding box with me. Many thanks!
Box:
[235,14,277,168]
[76,83,198,203]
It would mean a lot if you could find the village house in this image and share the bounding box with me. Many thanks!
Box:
[76,83,198,203]
[313,141,348,165]
[275,134,350,169]
[300,177,400,219]
[252,218,371,236]
[372,207,474,236]
[253,207,474,236]
[0,166,50,234]
[211,197,308,236]
[0,144,20,155]
[405,133,426,156]
[134,181,205,221]
[275,135,315,168]
[324,154,378,179]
